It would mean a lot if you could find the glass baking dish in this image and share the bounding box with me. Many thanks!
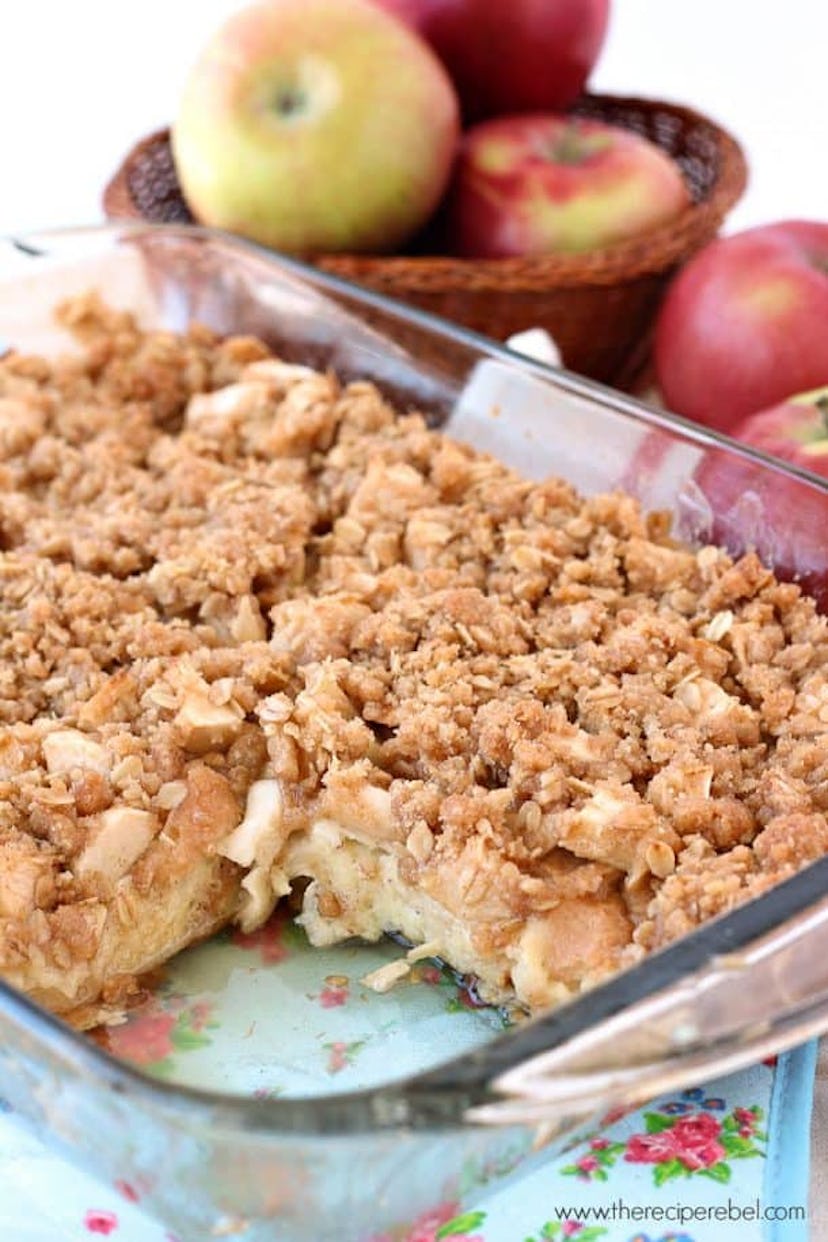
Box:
[2,223,828,1241]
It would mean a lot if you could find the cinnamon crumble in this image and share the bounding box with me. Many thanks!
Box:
[2,292,828,1024]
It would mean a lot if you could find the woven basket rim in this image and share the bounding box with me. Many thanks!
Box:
[103,91,748,292]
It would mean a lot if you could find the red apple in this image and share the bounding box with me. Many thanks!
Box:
[731,386,828,474]
[654,222,828,433]
[443,115,690,259]
[694,387,828,613]
[374,0,609,121]
[172,0,460,255]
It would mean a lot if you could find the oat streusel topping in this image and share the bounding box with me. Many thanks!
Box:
[2,293,828,1021]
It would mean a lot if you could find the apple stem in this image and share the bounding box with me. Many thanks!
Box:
[544,122,587,166]
[540,122,610,167]
[274,87,306,119]
[819,394,828,432]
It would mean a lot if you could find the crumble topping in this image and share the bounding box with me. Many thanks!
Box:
[2,291,828,1022]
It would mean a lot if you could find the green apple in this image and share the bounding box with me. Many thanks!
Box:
[171,0,460,255]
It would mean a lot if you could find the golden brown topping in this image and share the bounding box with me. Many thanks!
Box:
[3,294,828,1021]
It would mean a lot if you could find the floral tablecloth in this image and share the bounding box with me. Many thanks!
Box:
[0,907,817,1240]
[0,914,815,1242]
[0,1046,815,1242]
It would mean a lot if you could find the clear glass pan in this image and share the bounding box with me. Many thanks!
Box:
[2,224,828,1241]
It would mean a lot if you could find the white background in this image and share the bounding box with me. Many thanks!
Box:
[1,0,826,238]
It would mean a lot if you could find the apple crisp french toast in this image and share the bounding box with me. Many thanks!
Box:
[2,293,828,1027]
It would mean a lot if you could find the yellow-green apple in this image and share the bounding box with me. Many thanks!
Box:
[443,115,689,258]
[655,222,828,432]
[694,387,828,614]
[172,0,460,254]
[374,0,609,121]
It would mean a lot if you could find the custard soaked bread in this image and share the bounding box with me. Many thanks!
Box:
[1,294,827,1025]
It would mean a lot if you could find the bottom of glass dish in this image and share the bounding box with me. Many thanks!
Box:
[92,910,507,1097]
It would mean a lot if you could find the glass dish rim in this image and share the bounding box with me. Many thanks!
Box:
[7,221,828,499]
[1,220,828,1138]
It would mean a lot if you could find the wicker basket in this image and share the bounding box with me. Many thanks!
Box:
[103,93,747,386]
